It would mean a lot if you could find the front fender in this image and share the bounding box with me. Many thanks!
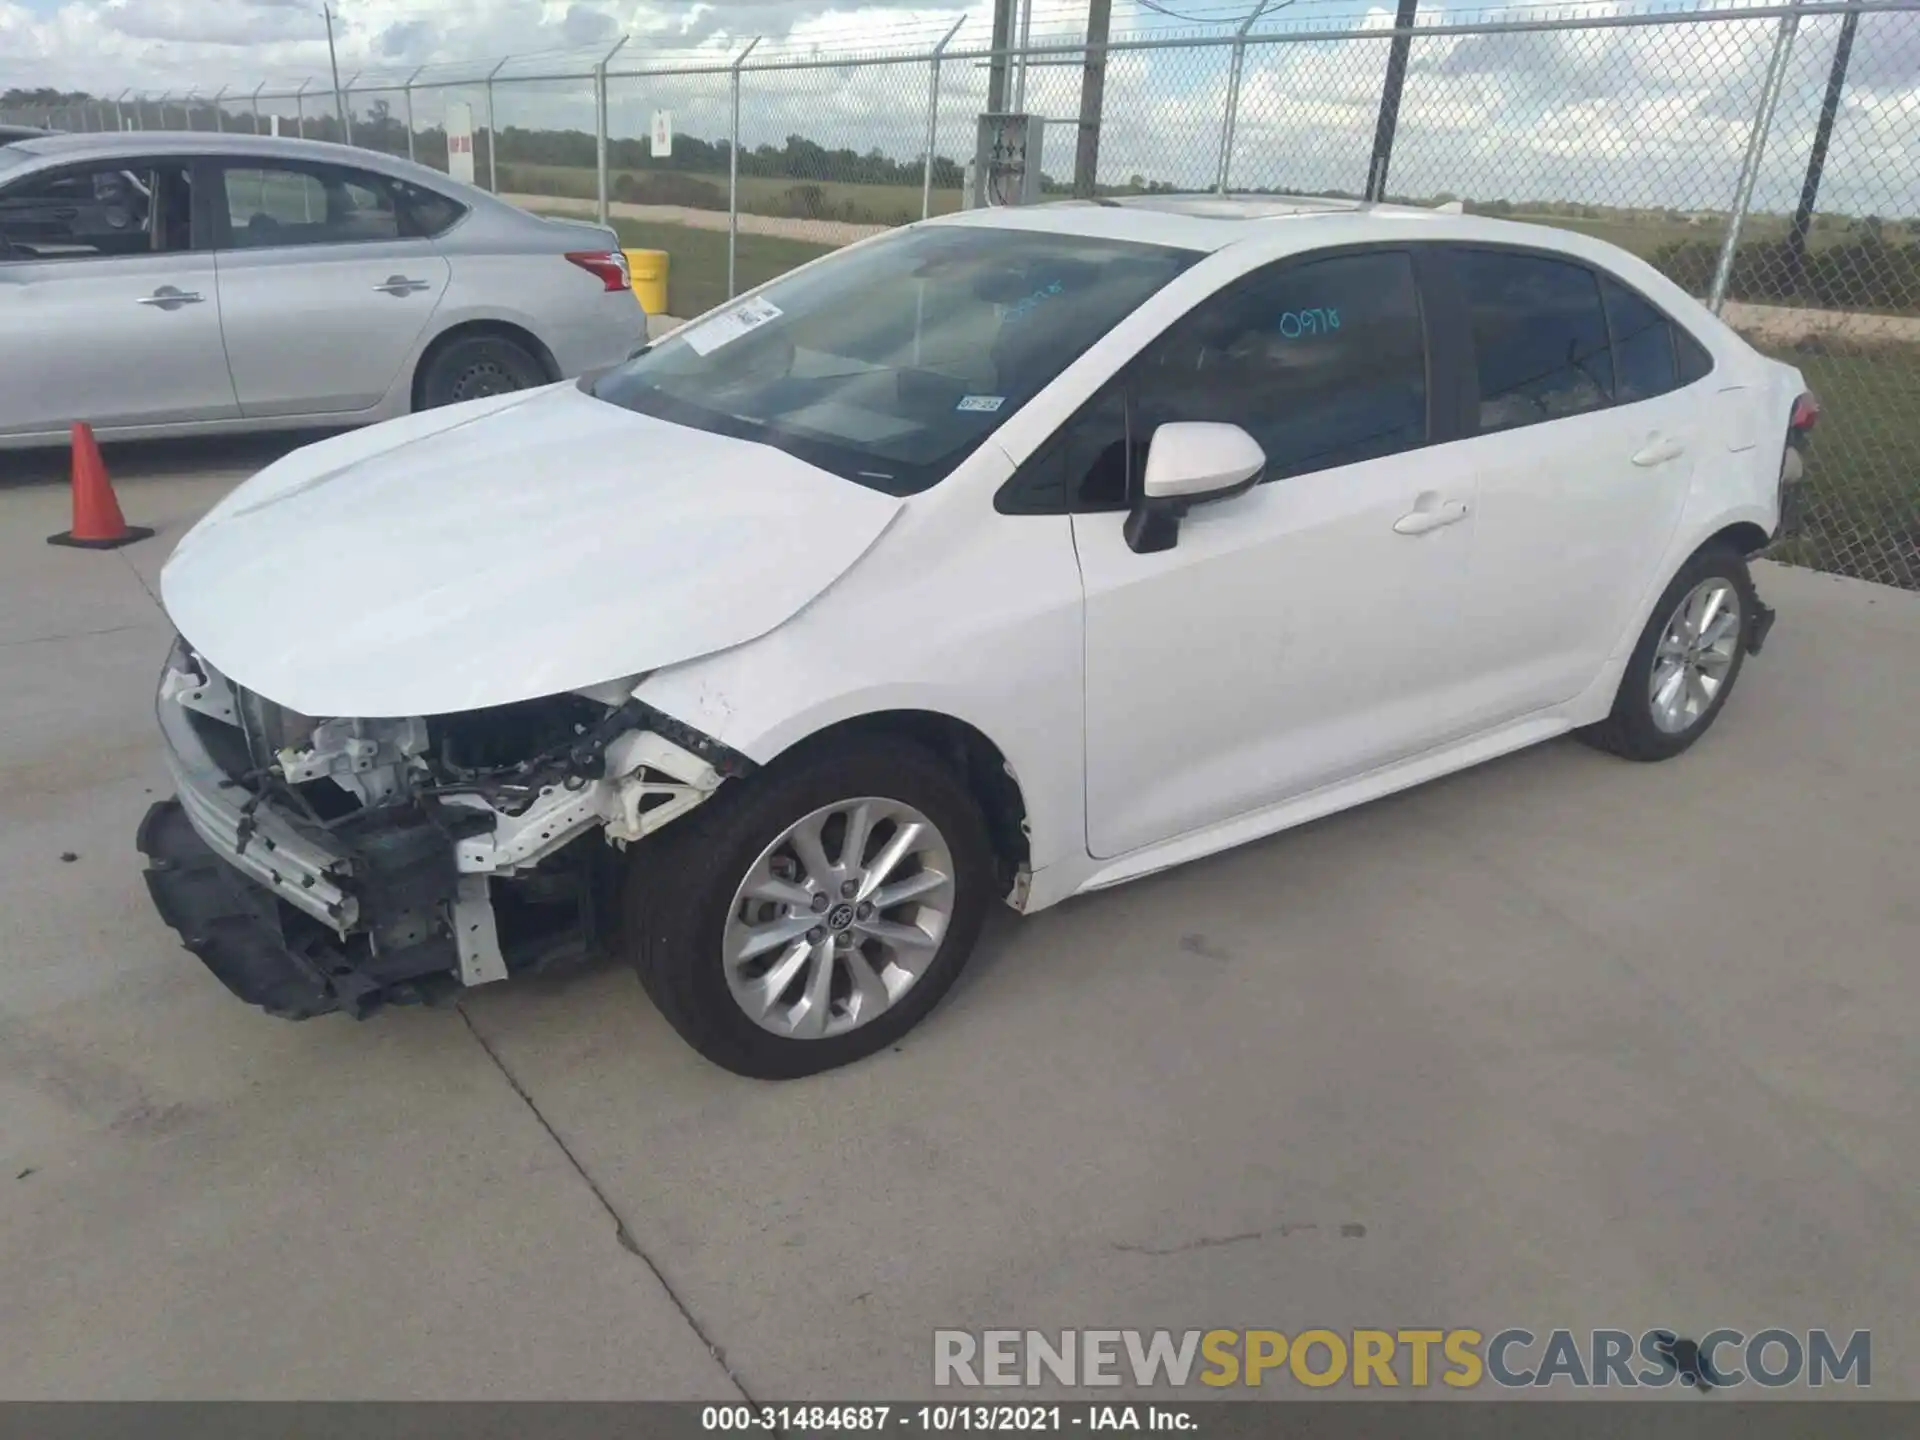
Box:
[631,502,1088,884]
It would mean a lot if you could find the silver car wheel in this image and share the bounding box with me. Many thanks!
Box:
[1649,577,1742,735]
[721,797,955,1040]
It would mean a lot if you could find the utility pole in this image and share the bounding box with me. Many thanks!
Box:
[1073,0,1112,197]
[987,0,1015,112]
[1364,0,1419,202]
[1786,0,1860,294]
[323,4,348,140]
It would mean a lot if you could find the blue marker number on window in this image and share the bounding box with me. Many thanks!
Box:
[1278,308,1340,338]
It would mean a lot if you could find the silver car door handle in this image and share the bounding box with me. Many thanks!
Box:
[1393,499,1470,536]
[373,276,431,295]
[1632,435,1686,467]
[136,287,203,308]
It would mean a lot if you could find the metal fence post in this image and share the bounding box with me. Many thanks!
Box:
[924,18,966,219]
[295,81,309,139]
[251,83,264,134]
[1215,7,1263,193]
[184,88,198,130]
[342,73,360,145]
[212,85,228,131]
[404,67,424,161]
[1013,0,1034,112]
[596,35,630,227]
[115,89,129,131]
[486,59,507,192]
[1365,0,1420,201]
[729,37,762,301]
[1708,7,1802,312]
[1786,0,1860,293]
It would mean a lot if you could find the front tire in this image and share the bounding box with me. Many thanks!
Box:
[623,736,994,1078]
[1579,545,1755,762]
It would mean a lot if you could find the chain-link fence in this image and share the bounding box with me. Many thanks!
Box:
[7,0,1919,587]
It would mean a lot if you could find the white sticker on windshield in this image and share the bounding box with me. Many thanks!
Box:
[956,395,1005,413]
[681,295,784,357]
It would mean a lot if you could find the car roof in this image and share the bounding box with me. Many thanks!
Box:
[2,129,476,192]
[928,191,1585,257]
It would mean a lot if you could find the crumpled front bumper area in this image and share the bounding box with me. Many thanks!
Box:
[138,798,451,1019]
[137,638,473,1019]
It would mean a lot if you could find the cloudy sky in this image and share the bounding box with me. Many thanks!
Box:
[4,0,1918,213]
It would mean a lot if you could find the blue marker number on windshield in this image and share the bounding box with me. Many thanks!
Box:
[1003,280,1065,323]
[1278,308,1340,338]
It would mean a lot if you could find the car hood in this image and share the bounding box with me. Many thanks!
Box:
[161,383,904,718]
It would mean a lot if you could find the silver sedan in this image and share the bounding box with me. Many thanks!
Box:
[0,131,646,448]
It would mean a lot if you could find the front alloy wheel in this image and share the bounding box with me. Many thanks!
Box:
[723,798,956,1040]
[624,736,993,1078]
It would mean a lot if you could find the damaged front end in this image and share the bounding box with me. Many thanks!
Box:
[139,638,747,1019]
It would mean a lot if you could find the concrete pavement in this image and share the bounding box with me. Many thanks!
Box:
[2,441,1915,1399]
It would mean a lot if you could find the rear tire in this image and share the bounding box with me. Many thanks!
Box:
[623,736,994,1079]
[417,334,547,409]
[1578,545,1755,762]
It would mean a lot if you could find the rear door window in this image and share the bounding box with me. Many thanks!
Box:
[1460,250,1613,433]
[219,163,406,248]
[1600,276,1681,403]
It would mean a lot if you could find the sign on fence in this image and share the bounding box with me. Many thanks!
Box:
[651,110,673,159]
[446,101,475,185]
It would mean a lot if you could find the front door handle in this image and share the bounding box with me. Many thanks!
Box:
[1393,498,1470,536]
[1632,435,1686,467]
[136,286,203,309]
[373,275,431,296]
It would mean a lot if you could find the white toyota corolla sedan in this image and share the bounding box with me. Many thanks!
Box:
[141,194,1816,1077]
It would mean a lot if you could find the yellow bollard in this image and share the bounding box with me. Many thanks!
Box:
[623,249,668,316]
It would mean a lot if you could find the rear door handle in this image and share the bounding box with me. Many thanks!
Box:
[1393,498,1470,536]
[373,275,431,296]
[1632,435,1686,467]
[136,286,203,309]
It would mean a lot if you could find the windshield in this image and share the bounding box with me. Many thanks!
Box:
[590,224,1198,494]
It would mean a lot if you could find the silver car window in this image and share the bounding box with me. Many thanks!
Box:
[0,160,191,261]
[220,163,404,249]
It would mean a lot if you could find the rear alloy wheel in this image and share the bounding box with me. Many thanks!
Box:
[624,737,993,1078]
[418,335,547,409]
[1579,545,1755,762]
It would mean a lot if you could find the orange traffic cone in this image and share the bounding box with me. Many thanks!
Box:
[46,422,151,549]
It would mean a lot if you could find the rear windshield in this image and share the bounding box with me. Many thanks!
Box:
[589,225,1198,495]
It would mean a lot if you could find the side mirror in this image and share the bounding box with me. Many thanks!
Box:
[1123,422,1266,555]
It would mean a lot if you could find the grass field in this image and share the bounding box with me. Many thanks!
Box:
[606,216,838,318]
[508,161,957,226]
[1758,345,1920,586]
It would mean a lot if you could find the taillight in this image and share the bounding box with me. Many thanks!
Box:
[565,250,631,293]
[1790,391,1820,432]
